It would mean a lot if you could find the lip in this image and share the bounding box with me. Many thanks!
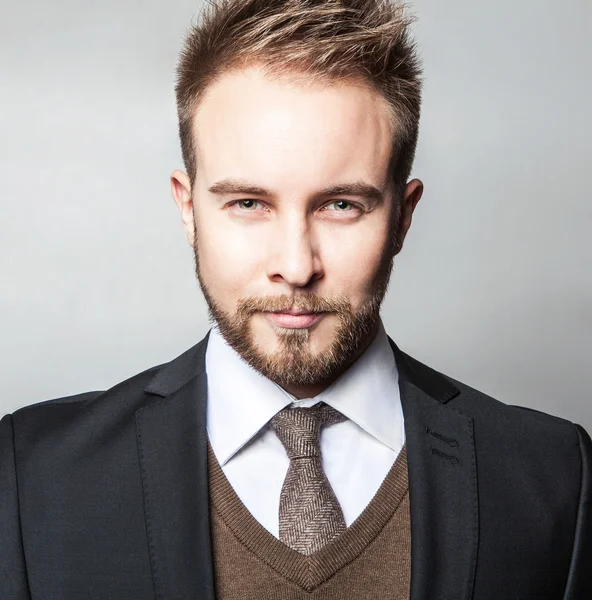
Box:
[265,311,324,329]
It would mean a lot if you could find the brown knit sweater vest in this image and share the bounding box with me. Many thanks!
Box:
[207,439,411,599]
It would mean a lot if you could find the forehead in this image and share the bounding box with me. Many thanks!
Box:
[192,66,395,193]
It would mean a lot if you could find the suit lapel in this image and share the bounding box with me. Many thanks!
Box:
[135,333,215,600]
[133,330,478,600]
[390,339,478,600]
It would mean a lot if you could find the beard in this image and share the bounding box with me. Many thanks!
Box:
[191,205,400,388]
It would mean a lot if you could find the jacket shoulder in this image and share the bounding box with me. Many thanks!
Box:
[442,371,578,435]
[426,368,586,471]
[399,348,579,435]
[8,362,166,438]
[7,335,208,454]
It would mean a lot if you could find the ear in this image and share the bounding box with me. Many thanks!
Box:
[170,169,195,246]
[394,178,423,256]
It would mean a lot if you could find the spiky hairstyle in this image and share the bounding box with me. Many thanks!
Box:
[175,0,422,195]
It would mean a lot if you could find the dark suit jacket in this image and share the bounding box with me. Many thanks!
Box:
[1,332,590,599]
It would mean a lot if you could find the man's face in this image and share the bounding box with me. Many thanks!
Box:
[172,66,422,395]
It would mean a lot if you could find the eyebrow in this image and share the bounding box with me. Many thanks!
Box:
[207,178,384,202]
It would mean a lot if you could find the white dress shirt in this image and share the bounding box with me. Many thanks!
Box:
[205,318,405,538]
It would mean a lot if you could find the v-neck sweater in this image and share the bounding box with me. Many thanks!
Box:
[207,438,411,598]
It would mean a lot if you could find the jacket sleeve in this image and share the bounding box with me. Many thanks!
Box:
[0,413,31,599]
[563,423,592,599]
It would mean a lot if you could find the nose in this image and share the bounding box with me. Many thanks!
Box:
[266,216,323,288]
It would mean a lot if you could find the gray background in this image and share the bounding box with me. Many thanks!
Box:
[1,0,590,431]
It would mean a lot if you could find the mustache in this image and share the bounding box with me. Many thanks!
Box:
[235,294,352,319]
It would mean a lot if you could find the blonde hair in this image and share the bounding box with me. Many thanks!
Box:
[175,0,422,195]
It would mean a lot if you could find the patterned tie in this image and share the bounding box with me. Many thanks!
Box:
[268,401,348,555]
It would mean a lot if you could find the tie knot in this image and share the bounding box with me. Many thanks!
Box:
[268,402,346,460]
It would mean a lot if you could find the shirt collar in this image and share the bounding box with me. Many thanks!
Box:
[205,318,403,466]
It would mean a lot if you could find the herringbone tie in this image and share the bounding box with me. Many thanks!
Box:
[268,402,348,555]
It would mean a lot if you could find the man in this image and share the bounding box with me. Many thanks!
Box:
[1,0,590,598]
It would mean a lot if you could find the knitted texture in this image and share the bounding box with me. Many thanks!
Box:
[268,402,347,555]
[207,437,411,596]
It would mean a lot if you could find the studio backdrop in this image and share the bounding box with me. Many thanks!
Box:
[1,0,590,431]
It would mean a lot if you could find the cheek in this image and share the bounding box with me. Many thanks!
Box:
[324,225,391,291]
[195,217,264,298]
